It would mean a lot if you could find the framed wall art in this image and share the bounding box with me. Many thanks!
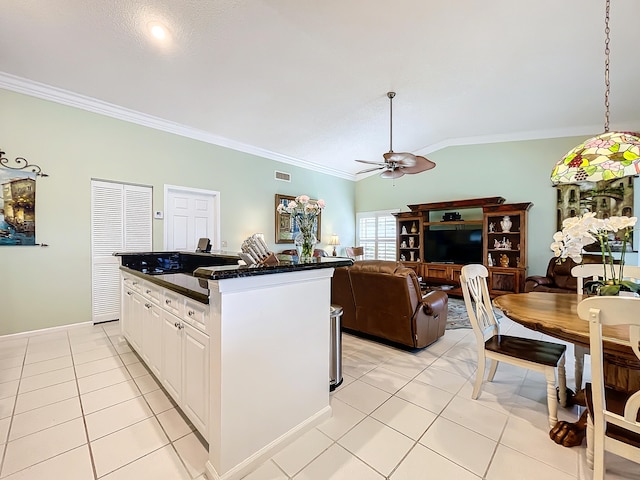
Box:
[274,194,322,244]
[0,149,48,246]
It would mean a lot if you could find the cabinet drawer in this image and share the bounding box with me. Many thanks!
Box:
[163,289,184,317]
[123,274,142,293]
[183,298,209,334]
[141,281,161,305]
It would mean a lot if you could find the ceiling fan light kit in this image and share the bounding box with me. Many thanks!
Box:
[356,92,436,179]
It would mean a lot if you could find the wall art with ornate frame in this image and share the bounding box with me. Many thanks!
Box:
[0,149,48,246]
[274,194,322,244]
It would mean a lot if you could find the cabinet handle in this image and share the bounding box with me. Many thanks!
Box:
[146,289,151,294]
[127,291,133,296]
[178,323,184,330]
[165,299,171,305]
[188,310,195,317]
[145,303,152,309]
[132,281,138,285]
[174,321,180,328]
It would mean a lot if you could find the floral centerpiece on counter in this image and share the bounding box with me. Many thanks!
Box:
[277,195,325,260]
[550,212,638,295]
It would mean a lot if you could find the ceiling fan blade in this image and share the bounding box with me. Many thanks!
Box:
[383,152,417,167]
[380,169,405,179]
[356,166,385,174]
[355,159,385,166]
[400,155,436,174]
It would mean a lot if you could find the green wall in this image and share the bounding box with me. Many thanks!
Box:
[0,89,355,335]
[355,138,639,278]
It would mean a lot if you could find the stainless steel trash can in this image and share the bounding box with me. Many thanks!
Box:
[329,304,344,391]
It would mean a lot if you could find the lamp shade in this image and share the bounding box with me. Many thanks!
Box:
[551,131,640,184]
[329,234,340,246]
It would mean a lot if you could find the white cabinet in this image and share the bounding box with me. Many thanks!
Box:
[141,301,162,378]
[182,323,209,435]
[120,272,210,441]
[160,308,209,437]
[161,309,184,403]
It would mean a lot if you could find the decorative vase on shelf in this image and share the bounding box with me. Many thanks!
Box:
[411,222,417,233]
[409,237,415,248]
[410,251,415,262]
[500,216,512,233]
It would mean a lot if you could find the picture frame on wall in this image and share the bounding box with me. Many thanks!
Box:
[275,194,322,244]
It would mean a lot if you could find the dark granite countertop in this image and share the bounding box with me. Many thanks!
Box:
[193,255,353,280]
[118,252,352,304]
[120,267,211,304]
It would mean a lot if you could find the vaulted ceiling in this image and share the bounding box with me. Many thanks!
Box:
[1,0,638,180]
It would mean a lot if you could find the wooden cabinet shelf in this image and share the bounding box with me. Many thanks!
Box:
[394,197,532,296]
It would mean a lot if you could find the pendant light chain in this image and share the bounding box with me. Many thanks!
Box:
[604,0,611,133]
[388,92,395,153]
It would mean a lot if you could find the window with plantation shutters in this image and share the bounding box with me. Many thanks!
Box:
[91,180,152,323]
[356,210,398,261]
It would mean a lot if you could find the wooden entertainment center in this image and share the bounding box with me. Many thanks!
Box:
[393,197,533,296]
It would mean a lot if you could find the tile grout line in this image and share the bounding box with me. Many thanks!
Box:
[0,338,26,479]
[69,328,100,480]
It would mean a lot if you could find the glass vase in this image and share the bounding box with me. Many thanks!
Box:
[294,231,317,261]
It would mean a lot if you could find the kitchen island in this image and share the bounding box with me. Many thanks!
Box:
[116,252,352,480]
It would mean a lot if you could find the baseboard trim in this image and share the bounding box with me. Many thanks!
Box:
[204,405,332,480]
[0,320,97,340]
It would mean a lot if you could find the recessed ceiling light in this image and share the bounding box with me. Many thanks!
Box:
[148,22,167,40]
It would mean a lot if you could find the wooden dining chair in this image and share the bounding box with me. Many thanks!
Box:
[460,264,567,428]
[577,296,640,479]
[571,264,640,390]
[345,246,364,260]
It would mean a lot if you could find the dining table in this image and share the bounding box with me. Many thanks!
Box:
[493,292,640,447]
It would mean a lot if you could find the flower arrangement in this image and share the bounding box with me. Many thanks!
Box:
[550,212,638,295]
[277,195,325,259]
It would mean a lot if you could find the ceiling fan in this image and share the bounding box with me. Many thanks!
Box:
[356,92,436,179]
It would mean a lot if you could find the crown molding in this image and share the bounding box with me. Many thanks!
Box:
[413,125,639,156]
[0,72,356,181]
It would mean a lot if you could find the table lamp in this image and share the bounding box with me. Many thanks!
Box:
[329,234,340,256]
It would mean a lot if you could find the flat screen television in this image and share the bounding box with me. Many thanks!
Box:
[424,228,483,264]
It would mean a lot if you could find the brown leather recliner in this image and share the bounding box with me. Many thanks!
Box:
[331,260,448,349]
[524,257,579,293]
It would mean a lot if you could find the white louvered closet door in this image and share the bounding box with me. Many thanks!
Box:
[91,180,152,323]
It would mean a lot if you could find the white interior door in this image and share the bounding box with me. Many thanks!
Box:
[91,180,152,323]
[164,185,220,251]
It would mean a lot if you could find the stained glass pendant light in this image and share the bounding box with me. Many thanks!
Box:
[550,0,640,185]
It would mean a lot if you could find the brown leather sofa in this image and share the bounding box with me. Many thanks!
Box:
[523,256,613,293]
[524,257,580,293]
[331,260,448,349]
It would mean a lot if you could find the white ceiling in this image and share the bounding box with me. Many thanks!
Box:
[1,0,638,180]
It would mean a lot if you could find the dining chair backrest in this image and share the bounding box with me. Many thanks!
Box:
[461,264,568,428]
[571,264,640,293]
[577,296,640,478]
[460,264,501,346]
[345,246,364,260]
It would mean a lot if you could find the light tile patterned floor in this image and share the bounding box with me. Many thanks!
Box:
[0,317,639,479]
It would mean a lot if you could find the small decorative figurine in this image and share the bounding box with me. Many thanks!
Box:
[499,254,509,267]
[401,241,407,248]
[401,225,408,235]
[488,253,494,266]
[489,222,495,233]
[500,216,512,233]
[400,254,406,261]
